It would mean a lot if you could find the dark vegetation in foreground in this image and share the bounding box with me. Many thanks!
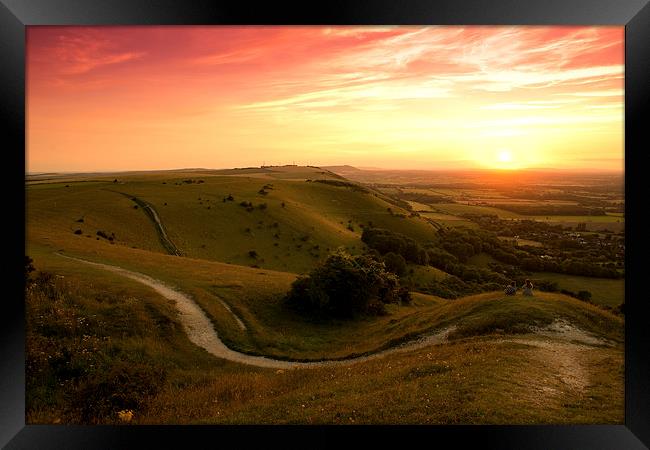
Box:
[24,257,201,424]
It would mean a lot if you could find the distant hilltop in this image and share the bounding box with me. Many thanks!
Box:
[26,164,623,180]
[321,165,361,172]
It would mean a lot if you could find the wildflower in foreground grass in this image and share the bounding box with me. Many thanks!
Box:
[117,409,134,423]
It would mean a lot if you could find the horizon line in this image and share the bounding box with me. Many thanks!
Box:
[25,164,625,176]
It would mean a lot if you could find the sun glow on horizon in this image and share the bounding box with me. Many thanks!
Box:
[491,149,523,170]
[26,26,624,173]
[498,150,512,163]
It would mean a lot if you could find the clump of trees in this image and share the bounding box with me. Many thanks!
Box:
[488,204,607,216]
[361,228,429,265]
[285,250,411,318]
[418,275,482,299]
[366,225,621,280]
[397,192,453,204]
[312,179,368,193]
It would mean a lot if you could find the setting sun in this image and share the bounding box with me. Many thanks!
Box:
[26,26,623,172]
[498,150,513,163]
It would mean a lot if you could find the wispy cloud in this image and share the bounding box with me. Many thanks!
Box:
[231,26,623,114]
[190,49,263,66]
[481,103,562,110]
[61,51,146,74]
[559,89,623,97]
[237,79,453,112]
[26,26,624,172]
[39,31,148,76]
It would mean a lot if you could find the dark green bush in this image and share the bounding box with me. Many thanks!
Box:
[576,290,592,302]
[383,252,407,276]
[419,275,497,299]
[285,250,407,318]
[96,230,110,239]
[536,280,559,292]
[398,286,412,305]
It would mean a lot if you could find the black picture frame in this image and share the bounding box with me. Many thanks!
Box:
[2,1,649,448]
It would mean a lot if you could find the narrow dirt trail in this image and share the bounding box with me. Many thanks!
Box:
[55,253,613,381]
[523,320,615,395]
[131,197,182,256]
[502,337,591,394]
[491,327,613,401]
[56,253,453,369]
[527,340,590,393]
[106,190,182,256]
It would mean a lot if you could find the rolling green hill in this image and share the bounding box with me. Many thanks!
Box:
[25,166,625,425]
[28,166,442,274]
[26,252,624,424]
[28,242,622,362]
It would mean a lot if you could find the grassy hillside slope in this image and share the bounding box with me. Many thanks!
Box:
[25,167,625,425]
[28,244,623,362]
[26,259,623,425]
[28,167,441,274]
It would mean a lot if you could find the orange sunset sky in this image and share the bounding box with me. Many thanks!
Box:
[26,26,624,173]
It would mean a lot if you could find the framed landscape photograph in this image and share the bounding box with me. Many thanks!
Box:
[2,0,649,448]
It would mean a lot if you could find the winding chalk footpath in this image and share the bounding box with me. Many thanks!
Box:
[106,190,182,256]
[56,253,453,369]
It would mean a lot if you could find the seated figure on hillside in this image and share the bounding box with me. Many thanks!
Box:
[522,279,534,296]
[504,281,517,296]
